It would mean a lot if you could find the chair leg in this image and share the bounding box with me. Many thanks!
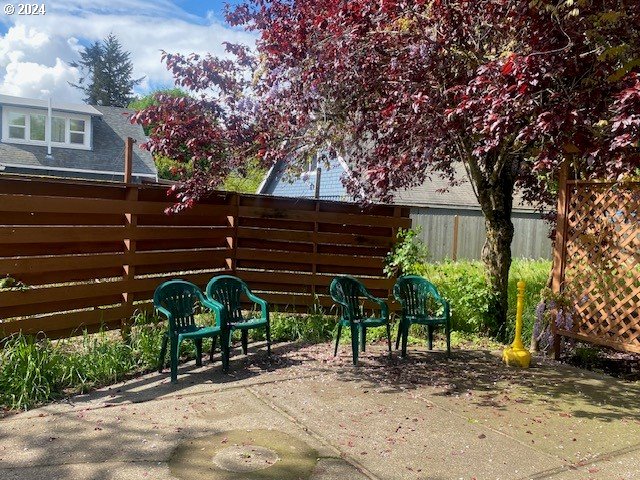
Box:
[158,335,168,373]
[266,322,271,356]
[170,337,180,383]
[334,323,342,356]
[401,323,409,358]
[195,338,203,367]
[395,320,402,350]
[386,323,392,353]
[428,325,434,350]
[350,324,359,366]
[210,335,217,362]
[221,330,231,373]
[445,321,451,357]
[241,330,248,355]
[360,326,366,352]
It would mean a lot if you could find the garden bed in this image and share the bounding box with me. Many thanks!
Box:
[562,343,640,381]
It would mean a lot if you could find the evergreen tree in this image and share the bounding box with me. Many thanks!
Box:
[70,34,143,107]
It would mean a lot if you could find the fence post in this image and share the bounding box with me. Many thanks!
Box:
[551,160,571,359]
[227,193,240,274]
[452,214,459,261]
[121,142,137,339]
[311,195,321,308]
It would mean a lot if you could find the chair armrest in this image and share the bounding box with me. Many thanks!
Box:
[154,305,175,334]
[155,305,172,321]
[246,290,269,319]
[200,295,225,326]
[361,289,389,319]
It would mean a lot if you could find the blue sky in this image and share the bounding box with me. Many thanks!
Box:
[0,0,255,102]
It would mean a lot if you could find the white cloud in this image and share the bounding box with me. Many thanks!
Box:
[0,0,256,103]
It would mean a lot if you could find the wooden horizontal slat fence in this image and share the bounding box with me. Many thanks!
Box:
[552,163,640,355]
[0,176,410,339]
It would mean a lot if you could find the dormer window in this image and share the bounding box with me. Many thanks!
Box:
[69,119,86,144]
[30,114,45,141]
[8,112,26,140]
[2,107,91,150]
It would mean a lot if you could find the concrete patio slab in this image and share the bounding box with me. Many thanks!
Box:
[1,342,639,480]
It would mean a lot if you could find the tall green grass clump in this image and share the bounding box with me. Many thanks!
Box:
[62,330,137,393]
[0,334,64,410]
[258,312,336,343]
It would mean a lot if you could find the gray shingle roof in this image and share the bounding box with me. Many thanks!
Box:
[0,94,103,117]
[395,176,534,211]
[259,157,351,201]
[0,103,156,182]
[259,159,536,211]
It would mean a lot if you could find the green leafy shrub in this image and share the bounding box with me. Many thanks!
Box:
[384,227,429,277]
[154,155,194,181]
[423,261,495,333]
[222,159,267,194]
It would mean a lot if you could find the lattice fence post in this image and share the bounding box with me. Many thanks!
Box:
[551,160,570,359]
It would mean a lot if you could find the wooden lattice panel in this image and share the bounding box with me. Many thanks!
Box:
[561,181,640,352]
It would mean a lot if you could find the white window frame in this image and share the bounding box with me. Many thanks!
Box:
[2,106,91,150]
[7,111,27,140]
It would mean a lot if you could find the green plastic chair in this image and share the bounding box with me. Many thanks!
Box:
[205,275,271,373]
[393,275,451,357]
[154,280,222,383]
[329,276,392,365]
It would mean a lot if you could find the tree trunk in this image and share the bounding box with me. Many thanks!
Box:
[471,155,517,342]
[482,209,514,341]
[464,150,519,341]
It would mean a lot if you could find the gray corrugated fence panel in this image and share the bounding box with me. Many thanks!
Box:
[511,213,553,259]
[409,207,455,260]
[457,212,485,259]
[409,207,552,261]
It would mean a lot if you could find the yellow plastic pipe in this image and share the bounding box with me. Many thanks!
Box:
[502,280,531,368]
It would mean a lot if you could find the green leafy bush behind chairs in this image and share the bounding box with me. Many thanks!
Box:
[154,280,222,383]
[329,276,392,366]
[205,275,271,373]
[393,275,451,357]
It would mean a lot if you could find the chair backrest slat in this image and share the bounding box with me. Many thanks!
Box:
[330,276,366,321]
[153,280,203,333]
[206,275,250,326]
[394,276,445,317]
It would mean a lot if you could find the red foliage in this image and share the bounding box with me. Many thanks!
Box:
[222,0,639,206]
[130,0,640,335]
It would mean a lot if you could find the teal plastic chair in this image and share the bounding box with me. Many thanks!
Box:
[205,275,271,373]
[329,276,392,365]
[393,276,451,357]
[154,280,222,383]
